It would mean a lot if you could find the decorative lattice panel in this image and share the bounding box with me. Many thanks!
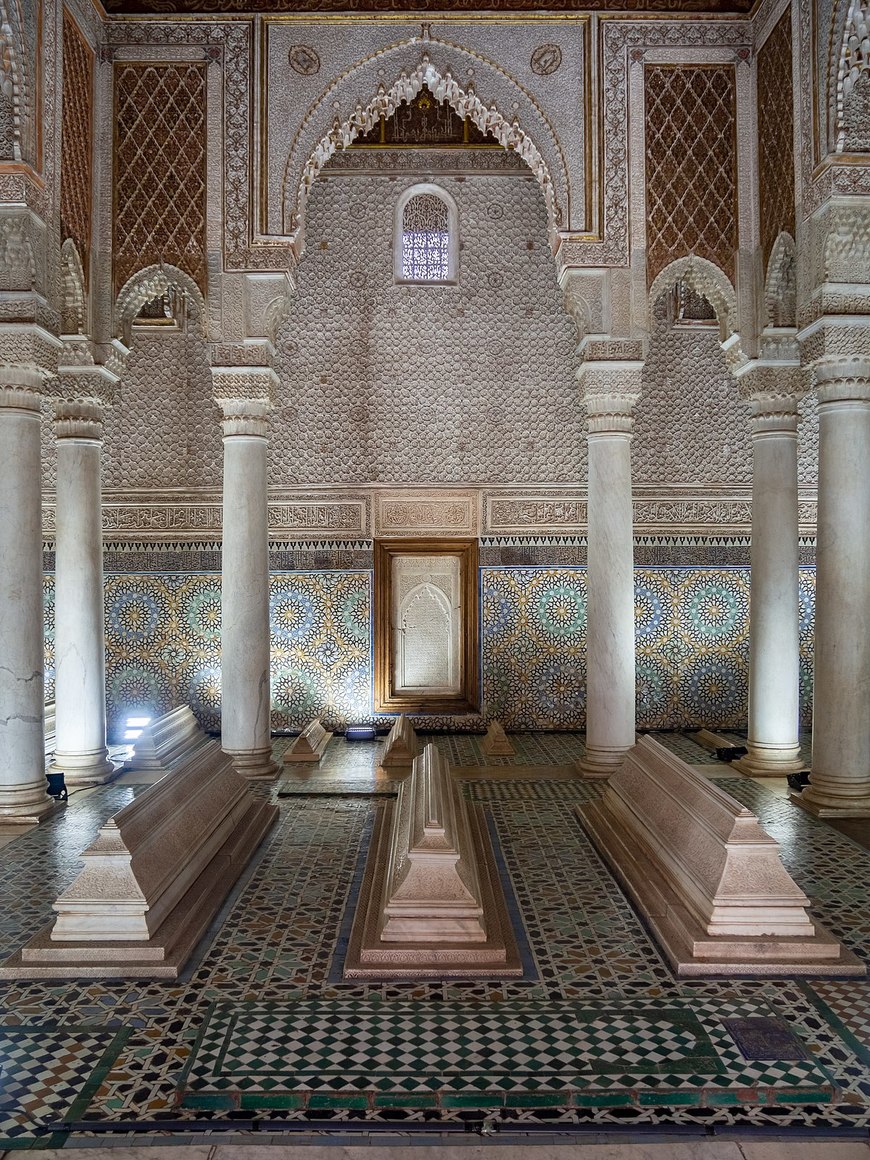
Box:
[757,10,795,268]
[645,65,738,284]
[113,62,207,297]
[60,9,93,281]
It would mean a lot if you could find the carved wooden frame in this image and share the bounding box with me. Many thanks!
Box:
[374,538,479,715]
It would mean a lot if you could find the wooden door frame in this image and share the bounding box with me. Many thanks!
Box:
[374,538,479,715]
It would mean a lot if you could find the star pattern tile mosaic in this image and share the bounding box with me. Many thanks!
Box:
[0,735,867,1145]
[43,566,815,738]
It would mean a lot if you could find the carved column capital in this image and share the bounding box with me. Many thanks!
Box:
[53,398,106,442]
[0,322,62,400]
[812,355,870,405]
[577,359,643,436]
[216,396,272,439]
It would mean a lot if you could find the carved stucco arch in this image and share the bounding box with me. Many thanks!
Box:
[115,264,207,344]
[648,255,747,371]
[59,238,87,335]
[281,40,569,252]
[829,0,869,152]
[764,231,797,328]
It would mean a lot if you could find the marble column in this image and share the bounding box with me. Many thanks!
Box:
[576,362,642,778]
[0,375,55,822]
[48,398,113,786]
[733,387,805,777]
[217,392,278,781]
[793,356,870,817]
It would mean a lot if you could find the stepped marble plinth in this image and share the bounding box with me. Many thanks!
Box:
[380,715,419,770]
[0,739,277,979]
[481,720,515,757]
[577,736,864,977]
[125,706,210,780]
[345,742,522,978]
[283,719,333,763]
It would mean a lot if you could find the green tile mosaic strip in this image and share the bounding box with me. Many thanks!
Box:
[178,997,833,1112]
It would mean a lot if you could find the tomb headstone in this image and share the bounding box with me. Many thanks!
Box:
[577,736,864,976]
[283,718,333,763]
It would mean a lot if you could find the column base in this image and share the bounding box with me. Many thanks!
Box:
[732,743,805,778]
[48,749,116,787]
[790,788,870,819]
[0,784,59,824]
[576,745,632,779]
[225,748,280,782]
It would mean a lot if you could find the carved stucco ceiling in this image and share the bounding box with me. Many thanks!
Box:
[105,0,753,15]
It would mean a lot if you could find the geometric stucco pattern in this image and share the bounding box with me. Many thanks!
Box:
[270,172,581,486]
[60,9,94,283]
[40,567,816,736]
[644,65,738,284]
[112,63,208,297]
[99,314,223,491]
[634,302,752,485]
[757,9,796,270]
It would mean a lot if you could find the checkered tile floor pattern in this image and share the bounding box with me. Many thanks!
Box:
[0,733,867,1140]
[179,997,833,1110]
[0,1025,129,1141]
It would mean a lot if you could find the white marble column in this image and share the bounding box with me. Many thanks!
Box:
[576,363,642,778]
[0,377,55,821]
[793,356,870,817]
[733,388,804,777]
[48,398,113,786]
[217,390,278,781]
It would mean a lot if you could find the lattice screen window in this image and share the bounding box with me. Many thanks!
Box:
[395,185,457,284]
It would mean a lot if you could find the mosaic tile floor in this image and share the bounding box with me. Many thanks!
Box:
[0,733,867,1147]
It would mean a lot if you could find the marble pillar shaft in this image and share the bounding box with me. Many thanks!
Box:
[0,383,54,821]
[738,397,803,775]
[219,400,278,781]
[798,361,870,816]
[577,371,640,779]
[50,401,113,785]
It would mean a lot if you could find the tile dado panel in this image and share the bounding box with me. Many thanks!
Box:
[42,569,815,735]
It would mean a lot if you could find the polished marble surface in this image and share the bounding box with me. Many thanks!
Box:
[0,733,867,1148]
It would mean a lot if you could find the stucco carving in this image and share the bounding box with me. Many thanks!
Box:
[282,47,567,250]
[648,255,746,369]
[59,238,87,336]
[0,3,24,161]
[833,0,870,152]
[115,264,208,345]
[764,232,797,329]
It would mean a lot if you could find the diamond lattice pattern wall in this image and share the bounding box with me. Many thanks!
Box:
[113,62,207,296]
[645,65,738,284]
[60,10,93,281]
[757,10,796,267]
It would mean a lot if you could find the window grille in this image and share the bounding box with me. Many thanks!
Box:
[401,193,450,282]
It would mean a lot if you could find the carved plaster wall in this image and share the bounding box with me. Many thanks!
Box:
[100,308,222,491]
[269,171,582,486]
[634,302,752,485]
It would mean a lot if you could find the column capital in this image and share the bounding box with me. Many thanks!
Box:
[797,316,870,368]
[733,360,809,435]
[812,355,870,405]
[53,398,106,442]
[577,359,643,436]
[216,395,272,439]
[0,322,62,397]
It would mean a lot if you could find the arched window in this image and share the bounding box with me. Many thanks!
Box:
[394,184,458,284]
